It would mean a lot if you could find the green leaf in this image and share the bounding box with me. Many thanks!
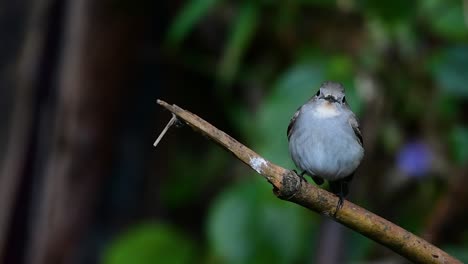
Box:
[218,1,259,84]
[420,0,468,40]
[103,223,197,264]
[347,231,373,261]
[436,94,460,120]
[431,46,468,98]
[166,0,222,46]
[381,122,403,154]
[443,245,468,263]
[207,180,256,263]
[450,126,468,165]
[360,0,416,23]
[297,0,336,7]
[326,55,353,81]
[207,178,315,264]
[163,146,228,207]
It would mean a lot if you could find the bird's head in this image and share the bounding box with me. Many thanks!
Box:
[315,81,346,105]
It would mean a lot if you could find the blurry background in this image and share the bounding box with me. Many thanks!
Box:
[0,0,468,263]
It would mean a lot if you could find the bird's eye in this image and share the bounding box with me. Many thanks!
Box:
[316,90,320,96]
[342,96,346,103]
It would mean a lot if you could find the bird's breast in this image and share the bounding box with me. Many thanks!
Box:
[313,102,340,118]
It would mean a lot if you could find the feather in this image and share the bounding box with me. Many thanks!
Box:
[287,107,301,141]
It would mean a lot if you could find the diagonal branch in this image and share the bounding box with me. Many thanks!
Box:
[156,99,461,264]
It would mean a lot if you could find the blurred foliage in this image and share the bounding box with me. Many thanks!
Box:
[432,46,468,97]
[166,0,221,46]
[106,0,468,263]
[420,0,467,40]
[208,178,315,264]
[450,126,468,165]
[361,0,416,23]
[443,245,468,263]
[103,223,197,264]
[219,1,259,84]
[163,146,229,207]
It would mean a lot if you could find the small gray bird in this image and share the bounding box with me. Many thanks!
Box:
[287,81,364,211]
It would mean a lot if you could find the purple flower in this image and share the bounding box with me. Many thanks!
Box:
[396,141,432,178]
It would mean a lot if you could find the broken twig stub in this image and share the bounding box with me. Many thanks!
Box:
[153,113,178,147]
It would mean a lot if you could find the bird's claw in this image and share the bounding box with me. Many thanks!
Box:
[333,195,344,217]
[311,176,324,186]
[292,170,308,183]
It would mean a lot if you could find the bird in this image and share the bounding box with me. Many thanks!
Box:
[287,81,364,213]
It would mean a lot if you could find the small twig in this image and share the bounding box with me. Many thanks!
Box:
[153,113,178,147]
[155,99,462,264]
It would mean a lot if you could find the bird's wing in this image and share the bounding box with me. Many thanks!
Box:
[287,107,301,141]
[348,114,363,146]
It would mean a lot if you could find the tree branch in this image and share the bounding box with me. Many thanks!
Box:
[156,99,461,264]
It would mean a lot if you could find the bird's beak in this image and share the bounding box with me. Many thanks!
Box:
[324,95,338,103]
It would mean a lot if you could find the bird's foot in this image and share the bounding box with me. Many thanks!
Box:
[333,194,344,217]
[292,170,308,183]
[299,171,308,182]
[311,176,324,186]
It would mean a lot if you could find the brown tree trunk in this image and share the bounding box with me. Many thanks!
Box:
[26,0,144,263]
[0,0,61,262]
